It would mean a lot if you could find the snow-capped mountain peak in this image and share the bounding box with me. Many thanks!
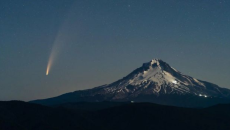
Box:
[32,59,230,107]
[101,59,226,98]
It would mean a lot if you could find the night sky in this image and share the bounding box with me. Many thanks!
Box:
[1,0,230,101]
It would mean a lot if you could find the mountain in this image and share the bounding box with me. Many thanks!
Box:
[2,101,230,130]
[0,101,102,130]
[31,59,230,107]
[94,103,230,130]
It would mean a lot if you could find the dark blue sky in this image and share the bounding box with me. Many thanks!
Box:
[0,0,230,101]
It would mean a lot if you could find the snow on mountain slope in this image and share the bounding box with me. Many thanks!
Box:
[93,59,228,99]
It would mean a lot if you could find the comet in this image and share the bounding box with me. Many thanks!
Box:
[45,49,54,76]
[46,40,62,76]
[45,3,78,76]
[46,69,49,75]
[46,59,51,75]
[45,21,68,76]
[45,31,65,76]
[46,53,54,76]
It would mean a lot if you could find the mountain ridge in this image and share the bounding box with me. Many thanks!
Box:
[2,101,230,130]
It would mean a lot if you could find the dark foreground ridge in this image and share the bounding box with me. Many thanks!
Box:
[1,101,230,130]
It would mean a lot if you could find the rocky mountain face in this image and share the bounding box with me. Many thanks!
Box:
[32,59,230,107]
